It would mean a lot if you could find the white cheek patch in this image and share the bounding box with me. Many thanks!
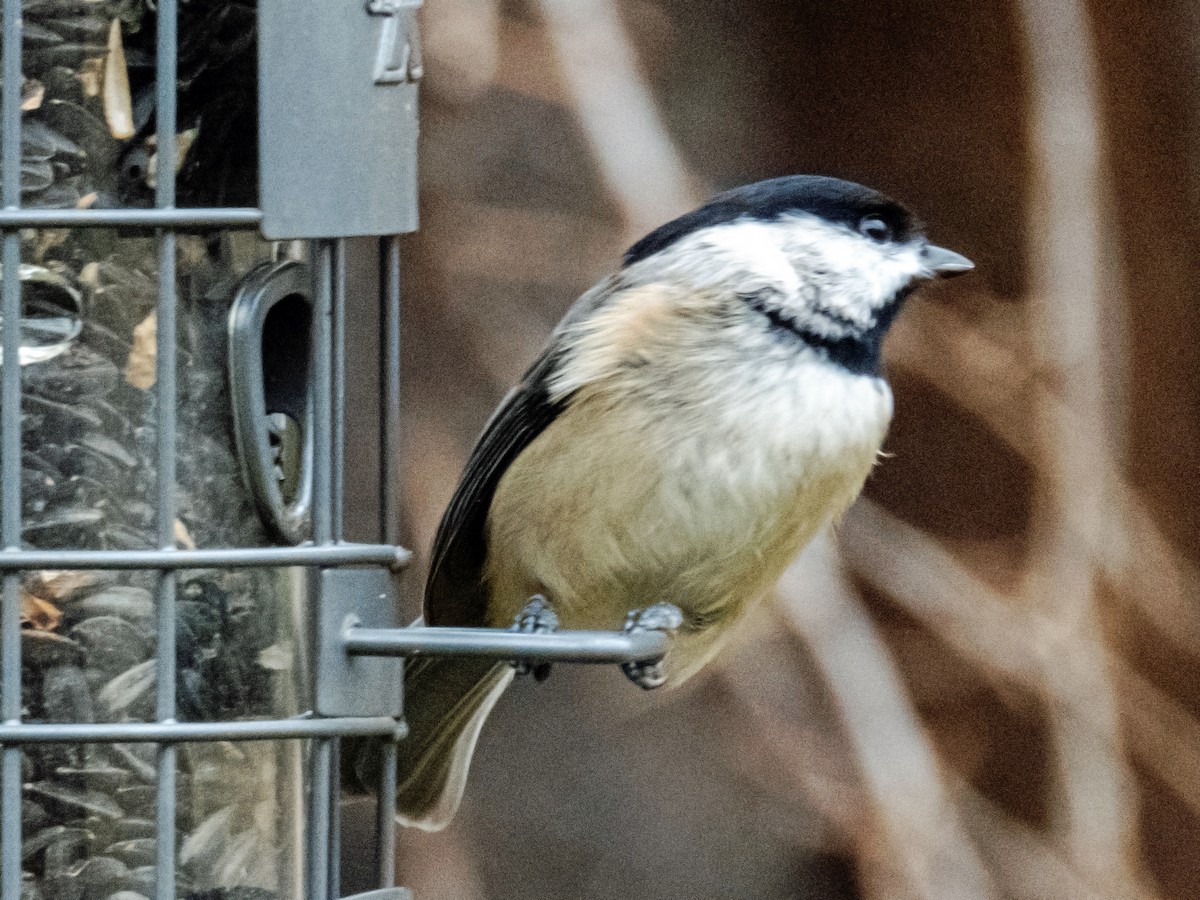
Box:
[773,215,926,331]
[621,212,927,341]
[783,215,923,302]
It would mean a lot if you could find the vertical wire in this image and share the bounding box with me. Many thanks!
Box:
[308,737,333,900]
[328,736,341,899]
[312,244,333,547]
[331,239,346,545]
[0,0,22,892]
[374,740,398,887]
[321,236,349,899]
[153,0,179,897]
[379,236,401,548]
[328,238,349,897]
[308,240,334,899]
[375,235,402,888]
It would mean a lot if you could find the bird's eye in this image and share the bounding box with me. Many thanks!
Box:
[858,215,892,242]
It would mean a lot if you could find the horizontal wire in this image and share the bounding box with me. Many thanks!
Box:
[0,208,262,228]
[0,716,406,744]
[0,543,411,571]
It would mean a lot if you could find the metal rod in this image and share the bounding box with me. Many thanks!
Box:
[154,0,177,211]
[0,716,405,744]
[0,582,17,900]
[380,236,402,548]
[308,737,333,900]
[0,543,412,570]
[0,0,18,213]
[332,239,346,545]
[0,256,19,900]
[344,626,671,665]
[312,241,334,547]
[376,236,404,893]
[328,737,342,900]
[153,741,176,900]
[0,742,16,900]
[375,739,398,888]
[0,0,23,891]
[0,208,263,228]
[309,240,337,899]
[153,0,179,895]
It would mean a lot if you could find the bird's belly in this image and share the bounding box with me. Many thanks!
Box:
[484,361,892,684]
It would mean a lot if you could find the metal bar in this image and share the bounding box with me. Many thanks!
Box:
[375,739,398,889]
[152,233,178,896]
[153,0,179,896]
[309,240,336,900]
[0,708,16,900]
[0,543,412,570]
[380,236,401,548]
[153,718,176,900]
[0,0,23,893]
[329,736,342,900]
[328,242,350,897]
[0,0,18,209]
[0,605,16,899]
[312,241,334,546]
[375,236,403,891]
[0,716,405,744]
[344,626,671,665]
[332,239,346,544]
[0,207,263,228]
[308,737,333,900]
[0,238,18,900]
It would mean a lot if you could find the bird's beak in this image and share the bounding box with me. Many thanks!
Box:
[924,244,974,278]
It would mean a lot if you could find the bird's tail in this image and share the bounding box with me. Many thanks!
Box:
[343,655,513,831]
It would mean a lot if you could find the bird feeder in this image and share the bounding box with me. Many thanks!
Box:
[1,1,417,896]
[0,2,672,897]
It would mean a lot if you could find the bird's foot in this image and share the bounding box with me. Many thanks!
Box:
[620,602,684,690]
[511,594,558,681]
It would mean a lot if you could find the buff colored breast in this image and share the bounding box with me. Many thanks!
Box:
[482,334,894,686]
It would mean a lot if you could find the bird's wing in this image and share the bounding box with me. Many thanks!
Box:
[424,277,621,627]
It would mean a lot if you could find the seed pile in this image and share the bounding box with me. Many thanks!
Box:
[9,1,296,897]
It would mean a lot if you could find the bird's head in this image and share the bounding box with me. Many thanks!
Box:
[622,175,972,374]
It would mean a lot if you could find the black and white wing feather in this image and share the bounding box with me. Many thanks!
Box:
[423,277,621,627]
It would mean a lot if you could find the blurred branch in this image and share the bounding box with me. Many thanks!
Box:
[840,500,1182,895]
[891,301,1200,654]
[841,501,1038,683]
[1016,0,1135,882]
[535,0,698,238]
[957,784,1157,900]
[1114,667,1200,820]
[774,535,998,900]
[420,0,500,104]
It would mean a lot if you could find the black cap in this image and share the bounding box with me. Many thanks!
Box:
[623,175,920,268]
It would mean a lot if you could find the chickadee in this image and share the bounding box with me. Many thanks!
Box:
[347,174,972,830]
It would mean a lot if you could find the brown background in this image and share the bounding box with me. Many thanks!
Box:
[345,2,1200,897]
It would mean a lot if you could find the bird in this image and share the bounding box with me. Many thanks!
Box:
[344,174,973,830]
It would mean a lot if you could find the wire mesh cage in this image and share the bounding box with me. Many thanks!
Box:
[0,1,415,897]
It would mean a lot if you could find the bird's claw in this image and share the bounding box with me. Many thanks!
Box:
[620,602,684,690]
[511,594,558,681]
